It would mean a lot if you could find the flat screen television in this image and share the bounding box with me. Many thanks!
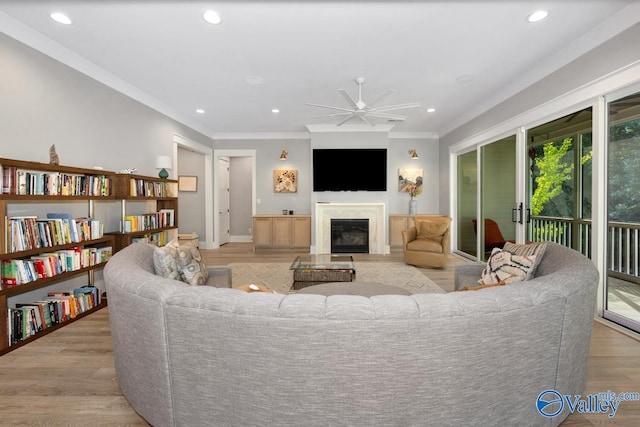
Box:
[313,148,387,191]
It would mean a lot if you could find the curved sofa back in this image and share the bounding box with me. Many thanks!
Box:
[105,242,598,427]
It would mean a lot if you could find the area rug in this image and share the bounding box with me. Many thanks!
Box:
[228,262,445,294]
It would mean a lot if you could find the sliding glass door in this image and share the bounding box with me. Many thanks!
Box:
[605,91,640,331]
[455,136,517,261]
[479,136,517,261]
[525,108,593,255]
[457,151,478,258]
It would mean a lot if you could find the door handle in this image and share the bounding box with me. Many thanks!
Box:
[512,203,524,224]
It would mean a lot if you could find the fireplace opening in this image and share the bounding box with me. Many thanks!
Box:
[331,219,369,253]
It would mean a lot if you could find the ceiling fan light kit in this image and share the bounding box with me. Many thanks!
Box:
[307,77,420,126]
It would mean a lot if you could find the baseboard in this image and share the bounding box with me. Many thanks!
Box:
[230,235,253,243]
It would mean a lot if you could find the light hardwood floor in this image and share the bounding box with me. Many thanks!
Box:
[0,243,639,426]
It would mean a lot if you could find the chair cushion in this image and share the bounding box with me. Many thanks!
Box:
[407,238,444,253]
[416,219,449,241]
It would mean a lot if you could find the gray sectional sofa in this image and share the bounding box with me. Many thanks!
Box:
[104,242,598,427]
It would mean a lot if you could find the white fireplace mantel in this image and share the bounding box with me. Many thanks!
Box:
[314,203,386,254]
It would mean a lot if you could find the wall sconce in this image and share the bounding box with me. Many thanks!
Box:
[280,150,288,160]
[155,155,172,179]
[409,149,419,160]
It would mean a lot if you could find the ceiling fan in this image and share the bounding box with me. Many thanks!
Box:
[307,77,420,126]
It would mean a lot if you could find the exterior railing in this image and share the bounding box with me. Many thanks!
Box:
[530,216,640,284]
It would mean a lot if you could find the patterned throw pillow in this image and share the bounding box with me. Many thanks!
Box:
[503,241,548,279]
[153,244,181,281]
[152,238,209,286]
[174,244,209,286]
[478,247,538,285]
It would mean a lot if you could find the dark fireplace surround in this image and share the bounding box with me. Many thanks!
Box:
[330,218,369,253]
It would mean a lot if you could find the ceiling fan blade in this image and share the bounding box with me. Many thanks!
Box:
[338,89,360,110]
[368,102,420,113]
[308,112,354,119]
[306,103,355,113]
[336,114,358,126]
[365,89,396,110]
[359,115,374,126]
[365,112,407,120]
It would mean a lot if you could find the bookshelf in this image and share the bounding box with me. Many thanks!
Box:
[0,157,115,354]
[106,174,178,253]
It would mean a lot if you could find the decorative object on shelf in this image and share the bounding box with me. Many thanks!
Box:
[119,168,137,174]
[178,175,197,192]
[279,150,288,160]
[156,156,172,179]
[49,144,60,165]
[274,169,297,193]
[409,149,419,159]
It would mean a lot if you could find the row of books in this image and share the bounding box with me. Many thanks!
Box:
[129,178,174,198]
[122,209,174,232]
[131,231,171,247]
[7,213,104,253]
[7,286,103,345]
[1,246,112,286]
[1,166,111,196]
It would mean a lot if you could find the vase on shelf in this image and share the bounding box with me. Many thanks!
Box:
[409,198,417,215]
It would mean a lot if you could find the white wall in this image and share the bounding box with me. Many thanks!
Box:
[0,33,213,173]
[177,147,206,239]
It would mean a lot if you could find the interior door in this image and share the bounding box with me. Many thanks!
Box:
[218,157,230,245]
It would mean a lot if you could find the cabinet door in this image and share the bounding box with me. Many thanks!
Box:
[272,217,292,247]
[292,217,311,248]
[389,216,409,248]
[252,217,272,247]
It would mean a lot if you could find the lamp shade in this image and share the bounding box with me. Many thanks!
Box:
[156,156,172,179]
[156,156,172,169]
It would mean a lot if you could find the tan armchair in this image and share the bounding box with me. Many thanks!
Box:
[402,215,452,268]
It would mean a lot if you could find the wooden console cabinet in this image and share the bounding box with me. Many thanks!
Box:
[389,214,415,249]
[252,215,311,250]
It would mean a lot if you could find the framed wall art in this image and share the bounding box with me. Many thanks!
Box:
[398,168,423,192]
[178,175,198,192]
[274,169,298,193]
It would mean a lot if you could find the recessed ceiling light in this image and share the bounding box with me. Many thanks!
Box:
[245,75,264,85]
[272,108,280,114]
[456,75,474,84]
[50,12,72,25]
[203,10,221,25]
[527,10,548,23]
[196,109,205,114]
[427,108,436,113]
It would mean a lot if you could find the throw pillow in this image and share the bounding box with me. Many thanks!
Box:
[174,244,209,286]
[503,241,548,279]
[153,245,181,281]
[417,219,449,241]
[478,247,538,285]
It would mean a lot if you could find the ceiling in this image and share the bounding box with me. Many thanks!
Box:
[1,1,639,139]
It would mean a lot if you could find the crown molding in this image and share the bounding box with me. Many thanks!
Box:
[305,124,395,133]
[212,132,310,140]
[389,131,439,139]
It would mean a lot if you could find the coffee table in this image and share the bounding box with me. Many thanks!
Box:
[290,254,356,290]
